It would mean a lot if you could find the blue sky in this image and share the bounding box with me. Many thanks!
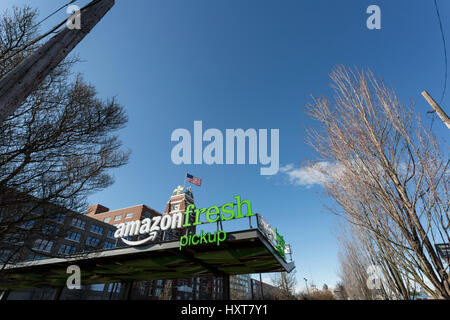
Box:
[1,0,449,291]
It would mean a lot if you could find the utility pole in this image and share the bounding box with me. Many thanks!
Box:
[0,0,115,124]
[422,90,450,130]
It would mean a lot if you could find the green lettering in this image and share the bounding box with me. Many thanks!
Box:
[206,206,220,223]
[220,203,235,221]
[192,234,199,245]
[234,195,254,218]
[193,208,206,226]
[200,230,207,244]
[183,204,195,227]
[208,232,216,243]
[179,235,188,250]
[217,231,227,246]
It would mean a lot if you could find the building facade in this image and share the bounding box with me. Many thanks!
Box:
[251,278,284,300]
[0,198,117,265]
[231,274,252,299]
[2,186,279,300]
[84,186,223,300]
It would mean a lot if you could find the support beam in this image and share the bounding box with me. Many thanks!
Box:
[123,281,134,300]
[0,0,115,124]
[52,286,64,300]
[422,90,450,130]
[222,274,230,300]
[0,290,9,301]
[259,273,264,299]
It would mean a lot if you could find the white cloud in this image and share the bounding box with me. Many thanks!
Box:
[279,162,342,188]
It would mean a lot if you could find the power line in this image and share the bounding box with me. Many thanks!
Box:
[34,0,78,29]
[1,0,91,64]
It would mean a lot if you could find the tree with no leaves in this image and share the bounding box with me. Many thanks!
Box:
[271,270,297,299]
[0,6,129,267]
[306,66,449,299]
[159,280,173,300]
[333,281,348,300]
[336,222,387,299]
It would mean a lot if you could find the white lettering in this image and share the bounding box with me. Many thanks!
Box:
[170,122,280,175]
[366,5,381,30]
[160,215,172,231]
[66,5,81,30]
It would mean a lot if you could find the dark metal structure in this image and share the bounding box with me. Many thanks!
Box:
[0,228,295,299]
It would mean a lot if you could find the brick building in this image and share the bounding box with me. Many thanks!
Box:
[2,186,281,301]
[84,185,223,300]
[0,195,117,264]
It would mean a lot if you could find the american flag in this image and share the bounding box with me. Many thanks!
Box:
[186,174,202,186]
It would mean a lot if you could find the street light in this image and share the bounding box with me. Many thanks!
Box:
[303,278,310,295]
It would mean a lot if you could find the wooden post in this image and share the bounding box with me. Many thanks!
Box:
[422,91,450,130]
[0,0,115,124]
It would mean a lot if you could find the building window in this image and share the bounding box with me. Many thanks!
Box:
[66,231,81,242]
[33,239,53,253]
[42,225,59,236]
[114,215,122,221]
[90,224,104,235]
[50,213,66,224]
[125,213,134,219]
[0,250,12,263]
[58,244,77,255]
[4,233,25,245]
[19,220,35,230]
[27,253,45,261]
[104,217,111,223]
[71,218,86,230]
[139,286,146,295]
[107,230,115,239]
[103,241,115,249]
[108,283,121,293]
[86,236,100,247]
[90,284,105,292]
[143,212,151,219]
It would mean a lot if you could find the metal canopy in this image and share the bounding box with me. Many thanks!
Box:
[0,229,295,290]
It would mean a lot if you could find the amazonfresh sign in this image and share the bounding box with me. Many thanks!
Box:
[114,195,254,248]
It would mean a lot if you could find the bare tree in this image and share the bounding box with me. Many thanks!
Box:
[336,222,387,299]
[159,280,173,300]
[305,66,449,299]
[0,6,129,268]
[271,271,297,300]
[333,282,348,300]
